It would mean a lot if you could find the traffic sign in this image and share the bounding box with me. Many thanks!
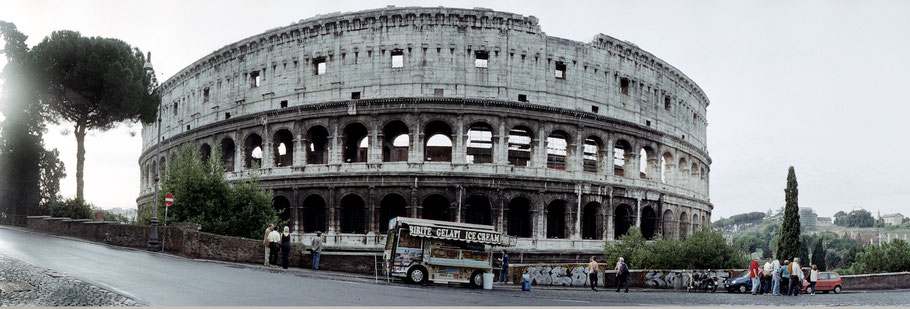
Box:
[164,193,174,207]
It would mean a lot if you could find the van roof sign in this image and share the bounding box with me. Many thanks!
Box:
[392,217,515,246]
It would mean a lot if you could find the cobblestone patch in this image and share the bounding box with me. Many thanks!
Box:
[0,254,140,306]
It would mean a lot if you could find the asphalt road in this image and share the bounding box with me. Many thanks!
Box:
[2,226,910,306]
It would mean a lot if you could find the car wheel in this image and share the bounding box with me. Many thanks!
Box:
[738,285,747,293]
[407,266,428,284]
[470,271,485,288]
[834,286,841,294]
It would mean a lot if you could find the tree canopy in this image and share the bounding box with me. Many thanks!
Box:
[777,166,801,261]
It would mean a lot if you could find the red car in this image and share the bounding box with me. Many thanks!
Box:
[802,272,843,294]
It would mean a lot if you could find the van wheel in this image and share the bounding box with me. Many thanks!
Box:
[471,271,485,288]
[834,286,841,294]
[407,266,428,284]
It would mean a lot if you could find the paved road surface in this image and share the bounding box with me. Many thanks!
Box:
[2,226,910,306]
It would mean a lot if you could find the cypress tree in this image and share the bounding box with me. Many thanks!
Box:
[777,166,801,261]
[812,239,826,271]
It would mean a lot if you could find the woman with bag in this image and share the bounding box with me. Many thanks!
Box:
[587,256,599,291]
[280,226,292,269]
[808,265,819,295]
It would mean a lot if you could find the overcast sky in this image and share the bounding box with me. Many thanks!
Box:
[2,0,908,219]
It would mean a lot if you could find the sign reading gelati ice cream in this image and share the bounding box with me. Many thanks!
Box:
[408,225,505,245]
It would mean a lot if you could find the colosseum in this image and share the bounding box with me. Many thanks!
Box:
[137,6,712,255]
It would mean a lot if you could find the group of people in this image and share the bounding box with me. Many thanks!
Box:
[749,257,821,296]
[262,225,324,270]
[586,256,631,292]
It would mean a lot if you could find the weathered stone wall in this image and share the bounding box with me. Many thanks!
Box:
[507,263,738,290]
[842,272,910,290]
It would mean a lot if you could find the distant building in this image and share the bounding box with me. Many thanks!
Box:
[817,217,833,226]
[799,207,818,232]
[882,213,904,226]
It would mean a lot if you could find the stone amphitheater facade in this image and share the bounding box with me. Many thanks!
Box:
[137,6,712,253]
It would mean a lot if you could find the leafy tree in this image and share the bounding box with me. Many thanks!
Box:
[843,209,875,228]
[604,227,646,268]
[843,239,910,274]
[680,228,748,269]
[833,211,847,226]
[777,166,801,261]
[30,30,158,200]
[825,250,842,270]
[140,143,278,239]
[44,197,93,219]
[0,21,45,222]
[38,148,65,204]
[605,227,748,269]
[733,234,765,254]
[812,238,826,271]
[799,235,811,266]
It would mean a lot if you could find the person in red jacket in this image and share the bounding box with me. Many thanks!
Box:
[749,258,760,295]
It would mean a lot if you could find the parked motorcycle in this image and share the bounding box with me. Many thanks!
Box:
[687,272,718,293]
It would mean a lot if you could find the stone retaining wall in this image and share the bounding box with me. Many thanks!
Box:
[507,263,740,290]
[842,272,910,290]
[24,216,378,274]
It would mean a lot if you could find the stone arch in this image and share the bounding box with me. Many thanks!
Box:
[382,120,410,162]
[424,120,453,162]
[678,157,689,187]
[273,195,291,226]
[507,125,534,167]
[464,195,492,225]
[243,133,263,169]
[700,167,707,192]
[200,143,212,164]
[692,213,700,232]
[679,211,690,240]
[640,146,657,180]
[546,199,569,239]
[339,194,366,234]
[421,194,451,221]
[581,202,604,240]
[613,139,634,177]
[640,205,658,240]
[662,209,676,239]
[613,203,634,239]
[466,122,494,164]
[583,135,603,173]
[301,194,327,233]
[546,130,571,169]
[342,122,369,163]
[379,193,408,232]
[507,196,533,237]
[661,152,674,184]
[691,162,700,191]
[272,129,294,167]
[305,125,329,164]
[219,137,236,172]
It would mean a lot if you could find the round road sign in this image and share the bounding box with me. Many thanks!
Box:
[164,193,174,207]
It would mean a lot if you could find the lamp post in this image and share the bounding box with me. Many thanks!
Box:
[145,52,162,252]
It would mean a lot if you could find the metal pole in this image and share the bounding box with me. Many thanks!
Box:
[162,205,169,249]
[146,54,162,252]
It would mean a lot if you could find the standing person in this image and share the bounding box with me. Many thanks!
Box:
[280,226,291,270]
[263,224,274,266]
[781,260,791,296]
[789,257,802,296]
[587,256,599,291]
[762,258,773,294]
[808,265,819,295]
[268,226,281,266]
[498,250,510,283]
[771,258,782,296]
[615,257,629,293]
[311,231,323,270]
[749,258,760,295]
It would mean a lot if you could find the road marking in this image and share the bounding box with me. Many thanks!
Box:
[552,299,590,303]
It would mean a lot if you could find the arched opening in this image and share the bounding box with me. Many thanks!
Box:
[244,133,263,169]
[692,213,700,232]
[546,200,568,239]
[507,197,532,237]
[640,146,657,179]
[273,129,294,167]
[662,209,675,239]
[661,152,673,184]
[305,126,329,164]
[464,195,492,225]
[424,121,453,162]
[546,131,569,169]
[700,167,707,192]
[273,195,291,226]
[301,195,327,233]
[379,194,408,232]
[507,126,533,167]
[200,143,211,164]
[422,194,451,221]
[342,123,369,163]
[678,157,689,187]
[382,121,409,162]
[678,212,690,240]
[691,163,700,190]
[640,206,658,240]
[221,138,235,172]
[466,123,494,164]
[582,202,604,240]
[613,140,633,177]
[159,157,167,179]
[583,137,601,173]
[613,204,634,239]
[339,194,366,234]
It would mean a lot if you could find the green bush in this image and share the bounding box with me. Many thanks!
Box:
[839,239,910,274]
[605,227,748,269]
[42,197,93,219]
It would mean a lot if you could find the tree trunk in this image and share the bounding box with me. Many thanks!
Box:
[75,123,86,201]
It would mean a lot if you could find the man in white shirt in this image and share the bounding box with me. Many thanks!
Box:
[762,258,773,294]
[771,259,782,295]
[268,227,281,266]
